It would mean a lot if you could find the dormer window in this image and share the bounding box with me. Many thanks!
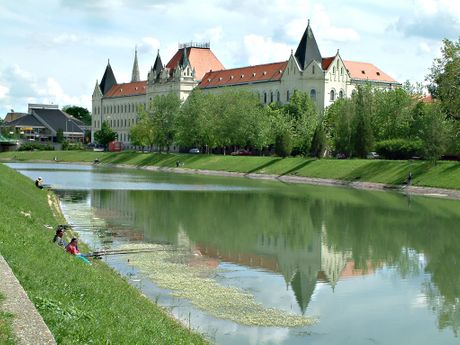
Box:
[361,70,366,74]
[252,72,256,77]
[241,74,245,78]
[376,72,381,76]
[219,77,223,81]
[230,75,234,79]
[263,71,267,75]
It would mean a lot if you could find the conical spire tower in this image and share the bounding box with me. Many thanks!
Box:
[294,20,322,70]
[99,60,117,95]
[179,47,190,68]
[153,49,163,75]
[131,48,140,82]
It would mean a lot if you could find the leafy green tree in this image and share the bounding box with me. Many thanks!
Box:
[62,106,91,125]
[427,38,460,120]
[94,121,117,149]
[310,119,327,158]
[149,93,181,153]
[284,90,318,155]
[129,111,155,151]
[352,86,374,158]
[326,98,354,156]
[56,128,64,143]
[417,103,450,162]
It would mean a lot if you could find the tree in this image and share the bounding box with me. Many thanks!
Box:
[129,110,155,151]
[149,93,181,153]
[284,90,318,155]
[352,86,374,158]
[427,38,460,120]
[56,128,64,143]
[326,98,354,156]
[94,121,117,149]
[310,119,327,158]
[62,106,92,125]
[417,103,450,162]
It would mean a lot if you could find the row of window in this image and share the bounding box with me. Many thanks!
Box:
[330,89,345,101]
[94,102,146,116]
[260,89,318,104]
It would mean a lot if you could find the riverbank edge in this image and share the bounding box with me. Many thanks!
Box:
[80,162,460,200]
[0,255,56,345]
[0,164,209,344]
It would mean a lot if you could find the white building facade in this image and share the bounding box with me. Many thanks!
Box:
[91,22,400,145]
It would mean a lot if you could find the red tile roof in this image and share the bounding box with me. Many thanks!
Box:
[343,60,398,84]
[105,81,147,98]
[199,61,288,89]
[166,47,225,81]
[322,56,335,70]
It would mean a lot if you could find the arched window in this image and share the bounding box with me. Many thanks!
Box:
[276,90,280,102]
[264,92,267,104]
[310,89,317,101]
[339,90,344,99]
[270,91,273,103]
[312,65,315,74]
[330,89,336,101]
[287,90,290,101]
[333,66,336,74]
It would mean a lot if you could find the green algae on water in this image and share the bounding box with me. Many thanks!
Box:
[121,244,316,327]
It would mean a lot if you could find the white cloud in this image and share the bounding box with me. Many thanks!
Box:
[194,26,223,43]
[138,36,160,55]
[243,35,291,65]
[312,5,360,43]
[52,33,80,45]
[0,84,9,100]
[418,42,432,54]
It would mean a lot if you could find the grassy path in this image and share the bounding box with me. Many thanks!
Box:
[0,164,208,344]
[1,151,459,189]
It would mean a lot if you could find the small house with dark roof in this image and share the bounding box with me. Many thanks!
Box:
[1,104,88,143]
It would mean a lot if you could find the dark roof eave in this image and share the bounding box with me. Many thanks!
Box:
[200,79,282,89]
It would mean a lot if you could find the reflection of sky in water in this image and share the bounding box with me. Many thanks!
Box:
[6,163,257,191]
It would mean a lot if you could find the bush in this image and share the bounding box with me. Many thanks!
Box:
[18,142,54,151]
[275,131,293,157]
[62,141,84,151]
[375,139,422,160]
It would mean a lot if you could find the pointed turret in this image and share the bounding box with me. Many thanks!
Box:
[153,49,163,75]
[294,20,322,71]
[131,48,140,82]
[99,60,117,95]
[93,80,103,98]
[179,47,190,68]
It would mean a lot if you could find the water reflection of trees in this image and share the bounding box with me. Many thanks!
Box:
[87,187,460,334]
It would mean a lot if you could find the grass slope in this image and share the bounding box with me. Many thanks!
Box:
[0,294,15,345]
[0,150,459,189]
[0,164,208,345]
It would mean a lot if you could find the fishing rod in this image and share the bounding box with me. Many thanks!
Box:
[87,247,189,257]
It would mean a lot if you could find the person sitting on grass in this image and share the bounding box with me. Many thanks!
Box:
[34,177,43,189]
[66,238,92,265]
[53,226,67,248]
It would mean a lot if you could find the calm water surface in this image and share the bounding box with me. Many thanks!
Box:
[8,162,460,345]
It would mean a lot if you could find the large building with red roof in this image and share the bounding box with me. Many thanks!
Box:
[91,22,400,145]
[199,21,400,113]
[91,43,224,144]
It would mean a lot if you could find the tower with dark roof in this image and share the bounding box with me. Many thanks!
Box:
[131,48,140,82]
[294,20,322,70]
[99,60,117,95]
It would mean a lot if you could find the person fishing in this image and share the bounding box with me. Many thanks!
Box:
[34,177,43,189]
[66,238,92,265]
[52,226,67,248]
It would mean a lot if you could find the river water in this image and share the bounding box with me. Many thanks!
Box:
[7,162,460,345]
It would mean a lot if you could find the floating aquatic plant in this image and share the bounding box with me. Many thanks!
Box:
[120,244,316,327]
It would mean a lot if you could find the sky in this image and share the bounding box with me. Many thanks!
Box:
[0,0,459,117]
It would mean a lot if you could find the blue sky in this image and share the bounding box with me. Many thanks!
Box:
[0,0,459,117]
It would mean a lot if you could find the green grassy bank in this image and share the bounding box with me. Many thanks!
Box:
[0,164,208,344]
[0,294,15,345]
[1,150,459,189]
